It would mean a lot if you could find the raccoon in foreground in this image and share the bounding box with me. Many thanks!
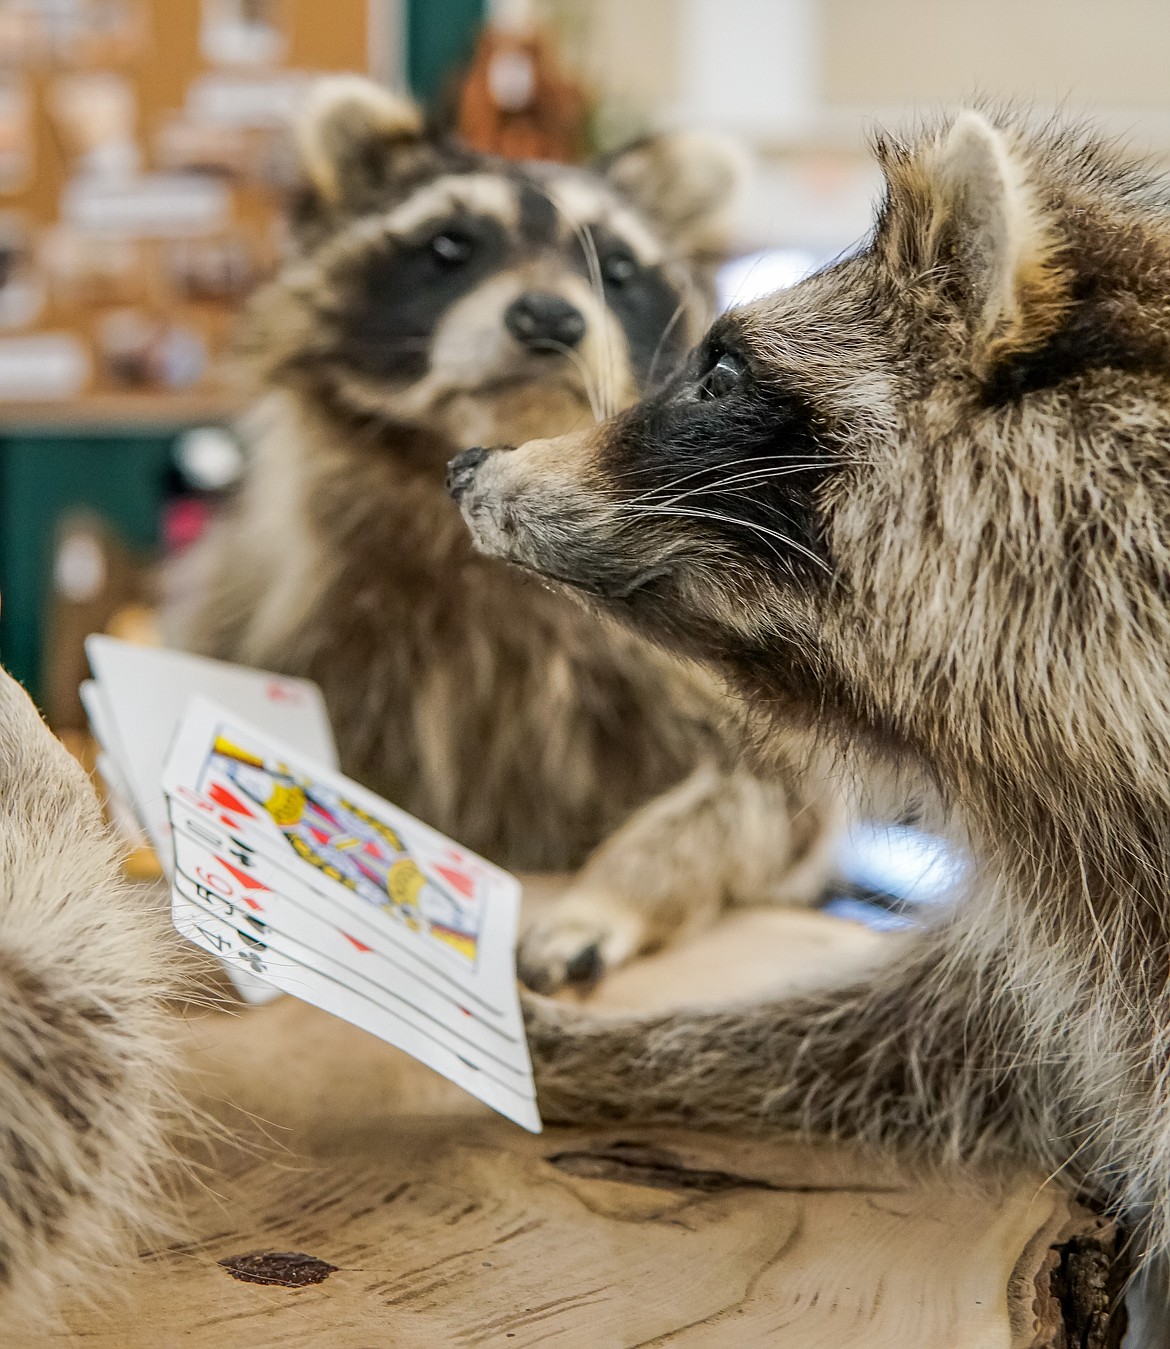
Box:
[0,665,175,1317]
[176,77,845,992]
[453,108,1170,1261]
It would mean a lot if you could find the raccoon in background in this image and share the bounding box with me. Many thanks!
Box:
[174,77,845,992]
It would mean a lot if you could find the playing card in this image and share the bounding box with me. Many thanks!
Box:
[163,698,522,1017]
[173,869,530,1089]
[171,889,540,1132]
[170,820,527,1061]
[84,679,149,846]
[96,751,149,846]
[84,640,336,1009]
[163,697,538,1129]
[168,797,516,1028]
[85,635,337,861]
[79,678,118,761]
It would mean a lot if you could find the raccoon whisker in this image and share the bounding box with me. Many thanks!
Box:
[622,454,833,507]
[652,463,828,508]
[578,223,617,419]
[622,504,832,575]
[539,185,617,419]
[647,298,690,390]
[527,338,604,422]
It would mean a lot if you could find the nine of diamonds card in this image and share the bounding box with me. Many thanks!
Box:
[162,695,540,1133]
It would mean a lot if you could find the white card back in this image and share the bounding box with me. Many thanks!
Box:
[85,636,337,859]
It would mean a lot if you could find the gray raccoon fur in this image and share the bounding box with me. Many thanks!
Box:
[0,666,176,1318]
[174,77,844,992]
[454,107,1170,1262]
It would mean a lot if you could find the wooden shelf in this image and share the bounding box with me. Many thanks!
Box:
[0,389,242,431]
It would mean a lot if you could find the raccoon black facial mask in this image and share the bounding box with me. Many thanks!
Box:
[245,76,747,447]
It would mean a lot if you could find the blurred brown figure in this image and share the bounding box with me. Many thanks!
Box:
[458,22,587,163]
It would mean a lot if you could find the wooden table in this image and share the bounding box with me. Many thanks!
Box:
[28,893,1127,1347]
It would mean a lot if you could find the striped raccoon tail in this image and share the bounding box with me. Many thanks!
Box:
[0,666,180,1319]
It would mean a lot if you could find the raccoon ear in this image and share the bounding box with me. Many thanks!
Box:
[918,111,1070,372]
[295,76,425,212]
[601,131,749,257]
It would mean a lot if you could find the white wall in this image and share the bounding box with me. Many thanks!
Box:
[670,0,820,137]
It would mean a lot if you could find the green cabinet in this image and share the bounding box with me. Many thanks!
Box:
[0,431,176,700]
[407,0,485,104]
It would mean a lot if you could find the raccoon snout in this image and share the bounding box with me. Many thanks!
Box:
[504,292,586,351]
[447,446,493,503]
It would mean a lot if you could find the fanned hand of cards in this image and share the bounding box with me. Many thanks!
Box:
[83,636,339,1005]
[83,639,540,1132]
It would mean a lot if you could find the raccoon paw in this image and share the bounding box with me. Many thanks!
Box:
[517,894,645,994]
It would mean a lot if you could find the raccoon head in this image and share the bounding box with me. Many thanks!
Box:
[455,110,1170,785]
[241,76,745,453]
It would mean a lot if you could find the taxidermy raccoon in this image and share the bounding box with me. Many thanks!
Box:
[454,107,1170,1261]
[0,665,175,1316]
[177,77,844,991]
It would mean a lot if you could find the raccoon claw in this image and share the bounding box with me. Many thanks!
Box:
[517,897,644,994]
[564,942,605,987]
[518,938,602,995]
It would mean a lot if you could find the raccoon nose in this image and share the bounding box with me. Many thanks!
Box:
[504,292,586,350]
[447,446,492,503]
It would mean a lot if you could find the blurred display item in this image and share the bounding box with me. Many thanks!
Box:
[153,116,253,177]
[43,224,144,305]
[164,232,258,301]
[0,212,45,326]
[186,69,310,128]
[62,172,231,236]
[0,0,147,67]
[0,330,87,396]
[0,6,38,65]
[172,422,244,492]
[458,9,587,163]
[96,307,207,389]
[48,71,139,178]
[201,0,288,69]
[42,509,150,730]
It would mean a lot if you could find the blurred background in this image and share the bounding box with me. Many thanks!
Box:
[0,0,1164,910]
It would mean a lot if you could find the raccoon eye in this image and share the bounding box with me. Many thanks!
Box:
[430,231,474,267]
[699,350,745,400]
[602,250,638,287]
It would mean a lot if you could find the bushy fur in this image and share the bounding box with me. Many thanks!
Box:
[172,78,843,991]
[456,108,1170,1263]
[0,666,177,1319]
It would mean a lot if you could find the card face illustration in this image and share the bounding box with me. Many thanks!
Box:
[167,797,516,1026]
[163,699,522,1002]
[203,731,485,966]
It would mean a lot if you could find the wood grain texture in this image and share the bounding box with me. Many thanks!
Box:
[26,891,1127,1346]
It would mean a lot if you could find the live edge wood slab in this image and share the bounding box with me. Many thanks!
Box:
[29,888,1127,1347]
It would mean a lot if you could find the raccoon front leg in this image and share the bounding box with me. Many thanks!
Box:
[0,668,178,1316]
[523,932,1041,1167]
[517,762,842,993]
